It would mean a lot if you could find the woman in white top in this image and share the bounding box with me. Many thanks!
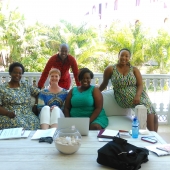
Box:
[37,68,68,129]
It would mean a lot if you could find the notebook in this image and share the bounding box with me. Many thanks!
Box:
[144,144,170,156]
[97,129,119,139]
[31,128,57,139]
[57,117,89,136]
[0,128,31,139]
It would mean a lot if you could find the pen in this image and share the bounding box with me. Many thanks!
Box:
[14,111,17,119]
[156,147,170,153]
[21,129,25,136]
[0,129,3,136]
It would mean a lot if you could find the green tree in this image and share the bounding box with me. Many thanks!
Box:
[145,29,170,73]
[2,1,170,74]
[0,4,25,67]
[43,23,67,56]
[0,3,49,71]
[45,20,100,72]
[21,23,50,72]
[103,22,149,68]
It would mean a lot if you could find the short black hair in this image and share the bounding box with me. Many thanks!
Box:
[59,43,69,51]
[9,62,25,74]
[118,48,131,56]
[78,68,94,81]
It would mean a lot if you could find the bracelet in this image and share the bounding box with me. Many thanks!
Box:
[34,104,38,106]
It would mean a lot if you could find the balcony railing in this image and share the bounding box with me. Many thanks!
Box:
[0,72,170,125]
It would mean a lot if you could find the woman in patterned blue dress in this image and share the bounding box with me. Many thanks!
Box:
[0,62,40,130]
[37,68,68,129]
[99,48,158,132]
[64,68,108,130]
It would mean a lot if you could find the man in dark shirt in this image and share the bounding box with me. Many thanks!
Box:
[38,44,80,90]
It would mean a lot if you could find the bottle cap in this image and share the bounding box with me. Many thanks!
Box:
[133,116,138,121]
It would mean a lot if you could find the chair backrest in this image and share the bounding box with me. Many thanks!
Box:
[102,90,131,116]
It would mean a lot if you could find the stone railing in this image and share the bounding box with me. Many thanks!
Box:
[0,72,170,125]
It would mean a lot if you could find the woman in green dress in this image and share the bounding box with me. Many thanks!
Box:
[64,68,108,130]
[0,62,40,130]
[99,48,158,132]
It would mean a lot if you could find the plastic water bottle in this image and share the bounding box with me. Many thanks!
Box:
[132,116,139,138]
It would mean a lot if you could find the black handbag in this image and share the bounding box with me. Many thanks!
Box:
[97,137,149,170]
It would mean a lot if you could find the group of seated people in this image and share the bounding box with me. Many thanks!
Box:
[0,46,158,132]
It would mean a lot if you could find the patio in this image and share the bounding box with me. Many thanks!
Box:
[0,72,170,126]
[158,125,170,143]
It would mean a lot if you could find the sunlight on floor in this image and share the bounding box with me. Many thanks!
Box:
[158,124,170,143]
[158,124,170,133]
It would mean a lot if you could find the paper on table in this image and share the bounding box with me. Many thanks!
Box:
[139,129,149,135]
[119,130,131,138]
[98,138,113,142]
[101,129,119,137]
[156,144,170,153]
[144,144,170,156]
[22,131,31,138]
[0,128,24,139]
[129,129,149,135]
[31,128,57,139]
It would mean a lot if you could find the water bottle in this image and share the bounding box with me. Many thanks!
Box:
[132,116,139,138]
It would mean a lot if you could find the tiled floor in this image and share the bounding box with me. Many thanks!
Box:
[157,124,170,143]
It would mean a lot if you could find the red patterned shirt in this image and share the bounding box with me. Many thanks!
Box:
[38,54,80,90]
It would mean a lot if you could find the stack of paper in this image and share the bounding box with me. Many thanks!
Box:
[0,128,31,139]
[156,144,170,153]
[119,130,131,138]
[145,144,170,156]
[31,128,57,139]
[97,129,119,142]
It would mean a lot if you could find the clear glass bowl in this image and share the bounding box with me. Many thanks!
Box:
[53,126,82,154]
